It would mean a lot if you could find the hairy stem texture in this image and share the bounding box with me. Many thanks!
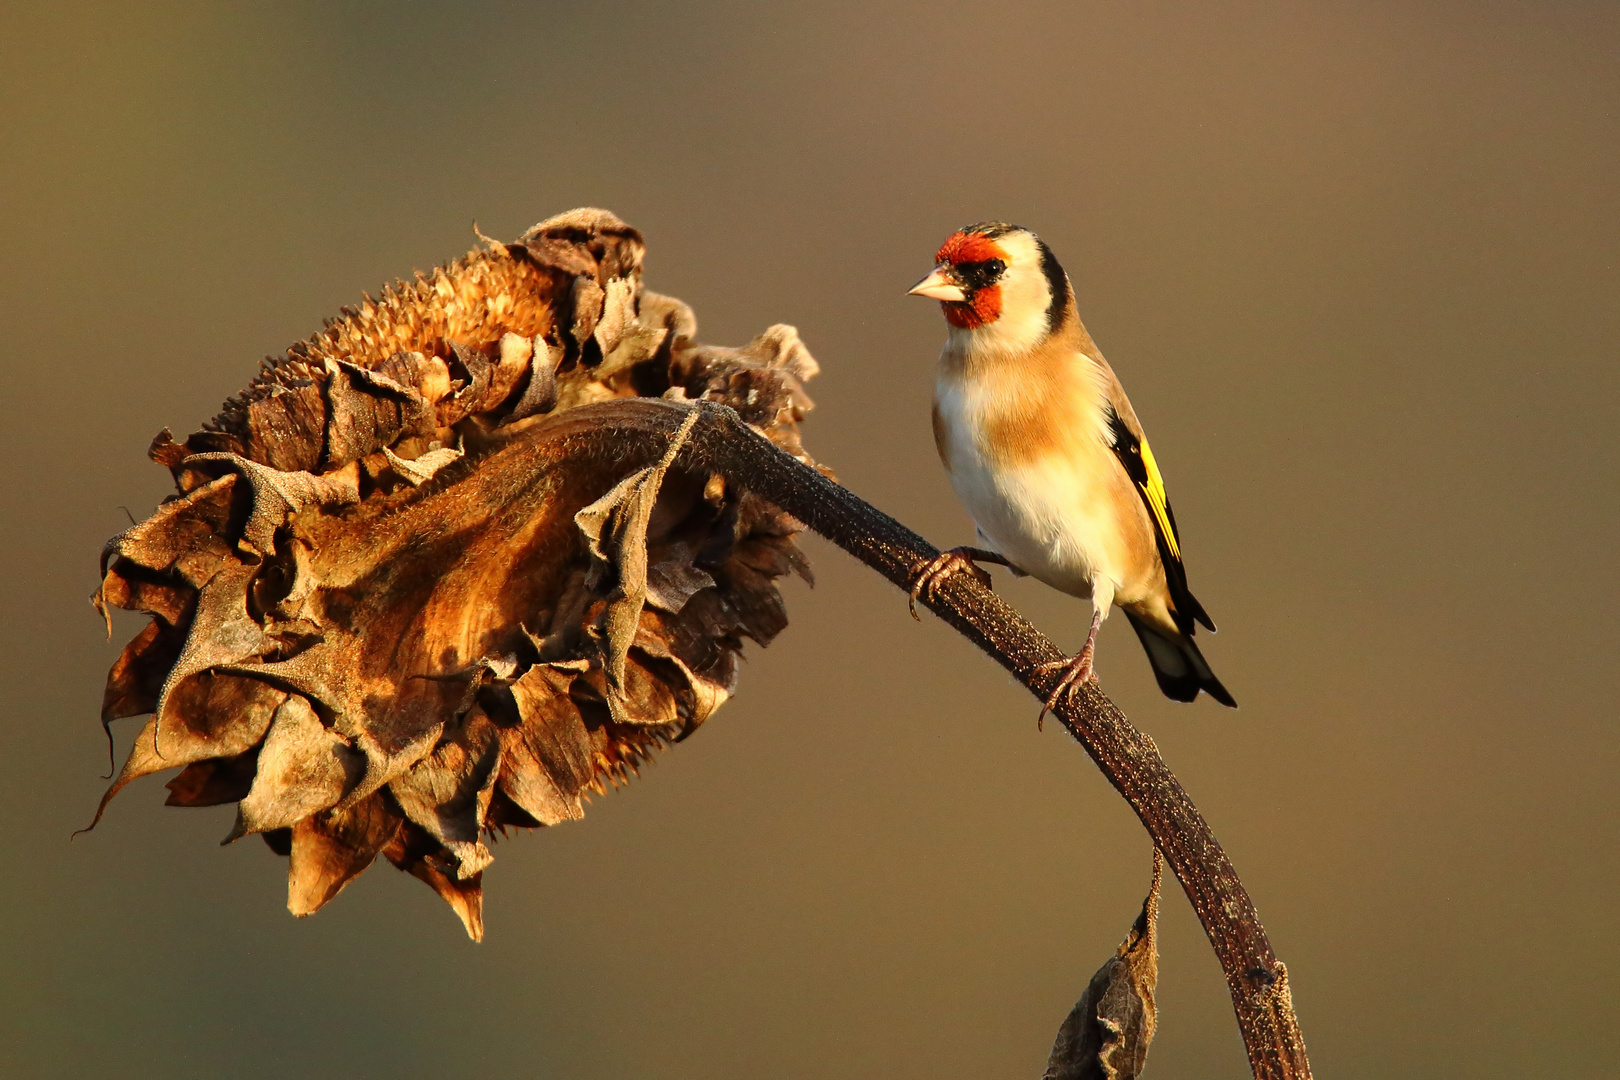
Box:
[510,398,1311,1080]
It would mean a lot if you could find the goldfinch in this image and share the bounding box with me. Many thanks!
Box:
[908,222,1235,710]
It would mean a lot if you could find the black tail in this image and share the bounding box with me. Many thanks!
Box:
[1124,609,1236,707]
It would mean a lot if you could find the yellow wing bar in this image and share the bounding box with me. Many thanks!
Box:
[1136,437,1181,562]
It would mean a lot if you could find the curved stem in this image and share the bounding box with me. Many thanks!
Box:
[501,398,1312,1079]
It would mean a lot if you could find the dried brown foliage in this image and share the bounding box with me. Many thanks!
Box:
[90,209,819,939]
[1044,852,1162,1080]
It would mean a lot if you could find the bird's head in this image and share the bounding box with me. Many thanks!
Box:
[909,222,1072,353]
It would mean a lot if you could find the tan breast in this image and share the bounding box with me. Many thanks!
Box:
[934,337,1164,603]
[952,336,1108,471]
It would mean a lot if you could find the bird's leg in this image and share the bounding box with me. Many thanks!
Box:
[908,546,1012,620]
[1035,605,1105,728]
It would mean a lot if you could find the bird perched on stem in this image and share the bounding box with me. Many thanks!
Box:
[907,222,1235,713]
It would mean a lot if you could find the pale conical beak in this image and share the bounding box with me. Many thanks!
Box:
[908,267,966,302]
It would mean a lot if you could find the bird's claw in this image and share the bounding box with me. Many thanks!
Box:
[908,548,993,620]
[1034,647,1096,730]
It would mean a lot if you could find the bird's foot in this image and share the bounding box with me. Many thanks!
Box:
[908,547,997,620]
[1034,646,1095,729]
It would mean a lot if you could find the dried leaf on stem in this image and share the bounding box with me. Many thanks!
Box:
[1043,851,1161,1080]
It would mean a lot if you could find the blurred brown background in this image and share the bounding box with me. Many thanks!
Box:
[2,2,1616,1076]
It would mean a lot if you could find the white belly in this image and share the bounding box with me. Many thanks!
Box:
[937,378,1124,602]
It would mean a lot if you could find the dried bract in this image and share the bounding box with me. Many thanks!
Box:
[91,209,819,939]
[1044,853,1162,1080]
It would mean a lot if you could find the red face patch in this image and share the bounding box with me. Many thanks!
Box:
[935,231,1005,267]
[942,286,1002,328]
[935,231,1007,328]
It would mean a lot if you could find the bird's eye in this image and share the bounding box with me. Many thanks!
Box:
[984,259,1006,277]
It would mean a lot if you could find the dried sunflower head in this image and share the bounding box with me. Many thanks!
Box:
[91,208,819,939]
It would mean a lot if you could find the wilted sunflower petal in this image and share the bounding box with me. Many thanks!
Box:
[102,619,183,723]
[386,708,502,878]
[229,694,364,842]
[287,793,404,917]
[85,675,288,831]
[180,453,361,557]
[165,749,259,807]
[384,822,485,941]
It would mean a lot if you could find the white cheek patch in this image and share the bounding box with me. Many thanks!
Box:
[952,231,1054,360]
